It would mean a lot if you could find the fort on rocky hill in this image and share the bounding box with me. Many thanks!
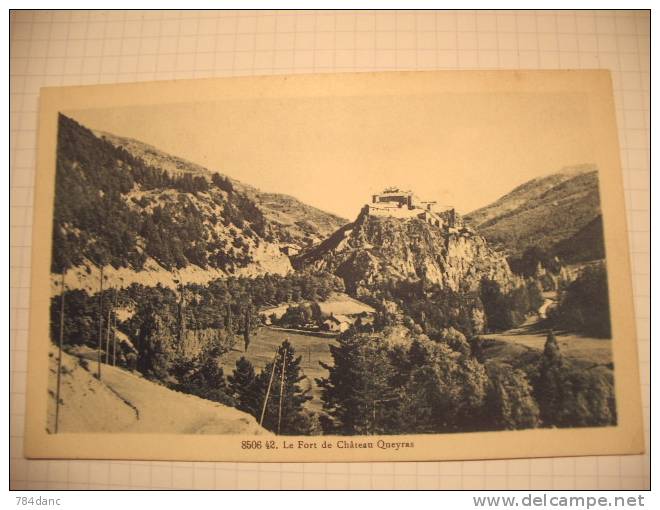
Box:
[363,187,463,230]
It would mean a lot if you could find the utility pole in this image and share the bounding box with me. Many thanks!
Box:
[277,346,288,435]
[112,313,117,366]
[176,280,185,348]
[97,265,104,379]
[54,271,65,433]
[259,349,279,427]
[105,296,112,364]
[105,287,118,364]
[111,288,118,366]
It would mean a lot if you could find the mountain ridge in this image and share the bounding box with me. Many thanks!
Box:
[464,164,602,260]
[54,114,292,283]
[97,129,348,249]
[52,115,347,292]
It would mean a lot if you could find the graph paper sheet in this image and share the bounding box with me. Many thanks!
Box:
[10,10,649,489]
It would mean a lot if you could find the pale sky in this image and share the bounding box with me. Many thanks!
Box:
[66,90,596,220]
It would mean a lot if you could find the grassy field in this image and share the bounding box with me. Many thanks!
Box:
[317,292,375,316]
[481,320,613,368]
[480,287,613,369]
[218,326,337,413]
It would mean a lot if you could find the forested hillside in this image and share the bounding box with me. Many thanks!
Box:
[554,215,606,264]
[465,165,604,261]
[251,192,348,248]
[99,130,348,250]
[53,114,281,275]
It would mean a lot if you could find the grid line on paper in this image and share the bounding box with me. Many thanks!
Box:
[9,9,650,490]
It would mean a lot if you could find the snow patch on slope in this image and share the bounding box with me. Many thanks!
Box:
[47,347,270,435]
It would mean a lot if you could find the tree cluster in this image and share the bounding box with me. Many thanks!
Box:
[549,263,612,338]
[530,332,616,426]
[479,278,544,332]
[318,329,540,435]
[170,344,235,406]
[318,328,615,434]
[358,276,543,339]
[276,303,324,329]
[508,246,562,278]
[50,271,344,380]
[359,278,484,339]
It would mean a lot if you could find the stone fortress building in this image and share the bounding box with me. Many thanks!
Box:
[363,187,462,230]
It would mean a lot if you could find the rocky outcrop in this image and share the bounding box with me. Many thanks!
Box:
[50,248,293,296]
[295,209,516,295]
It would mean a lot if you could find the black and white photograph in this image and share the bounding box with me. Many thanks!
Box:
[24,70,643,462]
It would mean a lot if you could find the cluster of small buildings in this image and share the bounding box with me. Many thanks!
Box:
[320,313,374,333]
[260,303,375,334]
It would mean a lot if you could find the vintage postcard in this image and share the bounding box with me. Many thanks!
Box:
[24,70,644,462]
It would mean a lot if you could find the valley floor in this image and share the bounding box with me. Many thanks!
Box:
[481,318,613,368]
[481,289,612,369]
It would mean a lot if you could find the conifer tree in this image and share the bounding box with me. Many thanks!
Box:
[198,349,232,403]
[173,346,234,406]
[228,356,259,416]
[225,304,233,333]
[534,330,565,426]
[318,333,398,435]
[255,340,312,434]
[533,330,616,427]
[137,313,176,379]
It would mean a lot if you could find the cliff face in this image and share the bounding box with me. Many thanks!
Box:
[295,209,515,295]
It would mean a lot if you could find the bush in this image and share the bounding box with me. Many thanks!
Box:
[171,347,236,406]
[482,362,540,430]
